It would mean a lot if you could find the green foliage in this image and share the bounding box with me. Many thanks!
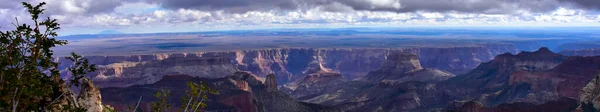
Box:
[146,81,219,112]
[151,89,172,112]
[103,105,116,112]
[67,52,96,87]
[0,2,95,112]
[179,81,219,112]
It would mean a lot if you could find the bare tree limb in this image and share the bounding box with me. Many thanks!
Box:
[133,96,142,112]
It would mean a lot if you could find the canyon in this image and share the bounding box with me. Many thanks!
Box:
[57,44,519,88]
[53,41,600,111]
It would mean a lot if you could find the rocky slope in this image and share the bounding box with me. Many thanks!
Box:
[57,44,517,87]
[100,72,338,112]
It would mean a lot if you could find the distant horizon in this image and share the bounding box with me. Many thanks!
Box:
[58,26,600,36]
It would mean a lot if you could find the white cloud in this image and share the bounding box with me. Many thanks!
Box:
[0,0,599,35]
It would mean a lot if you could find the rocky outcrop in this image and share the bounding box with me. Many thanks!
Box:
[49,76,104,112]
[363,52,454,82]
[264,74,278,90]
[77,79,104,112]
[579,74,600,111]
[100,72,337,112]
[56,44,518,87]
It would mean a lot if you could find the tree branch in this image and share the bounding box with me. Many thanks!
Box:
[133,96,142,112]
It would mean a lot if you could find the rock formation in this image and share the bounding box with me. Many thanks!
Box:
[264,73,278,90]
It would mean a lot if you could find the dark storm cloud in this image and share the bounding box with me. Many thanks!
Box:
[0,0,589,14]
[327,0,564,14]
[151,0,299,13]
[559,0,600,10]
[341,0,507,13]
[0,0,124,15]
[147,0,572,14]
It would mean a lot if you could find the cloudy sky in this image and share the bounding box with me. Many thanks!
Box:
[1,0,599,35]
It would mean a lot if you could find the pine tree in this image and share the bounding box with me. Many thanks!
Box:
[0,2,95,111]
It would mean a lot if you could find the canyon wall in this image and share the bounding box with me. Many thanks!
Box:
[560,48,600,56]
[56,44,519,87]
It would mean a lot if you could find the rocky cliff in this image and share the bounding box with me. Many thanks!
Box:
[57,44,518,87]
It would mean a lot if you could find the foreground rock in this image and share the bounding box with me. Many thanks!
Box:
[578,73,600,111]
[49,77,105,112]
